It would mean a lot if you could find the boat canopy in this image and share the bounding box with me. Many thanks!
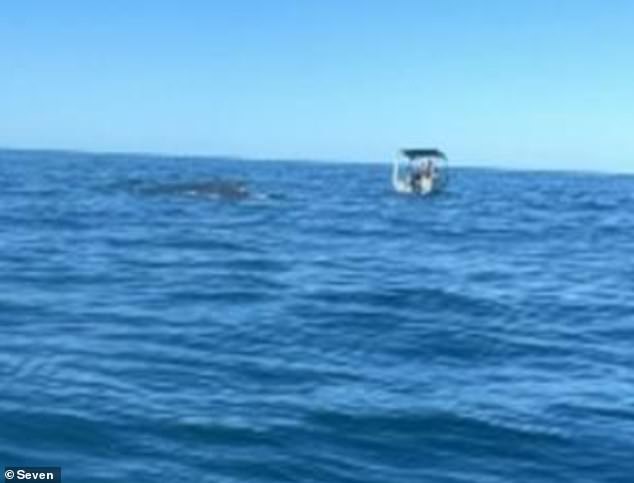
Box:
[401,149,447,160]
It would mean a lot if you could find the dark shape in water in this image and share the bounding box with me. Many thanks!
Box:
[139,179,250,200]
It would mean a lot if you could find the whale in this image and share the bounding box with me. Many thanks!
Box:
[135,179,250,200]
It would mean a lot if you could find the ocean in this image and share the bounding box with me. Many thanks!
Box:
[1,149,633,482]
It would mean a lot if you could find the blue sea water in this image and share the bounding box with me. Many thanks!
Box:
[1,149,633,483]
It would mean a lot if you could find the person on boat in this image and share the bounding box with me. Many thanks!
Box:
[411,159,435,193]
[422,159,434,179]
[409,163,422,190]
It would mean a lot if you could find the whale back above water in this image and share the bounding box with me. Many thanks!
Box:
[133,179,250,200]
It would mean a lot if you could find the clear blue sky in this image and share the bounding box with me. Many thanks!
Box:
[2,0,633,171]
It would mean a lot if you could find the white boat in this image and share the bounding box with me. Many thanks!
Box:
[392,148,449,195]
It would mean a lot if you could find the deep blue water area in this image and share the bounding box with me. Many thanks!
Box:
[1,149,633,482]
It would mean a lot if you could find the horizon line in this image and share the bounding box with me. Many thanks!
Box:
[0,144,630,177]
